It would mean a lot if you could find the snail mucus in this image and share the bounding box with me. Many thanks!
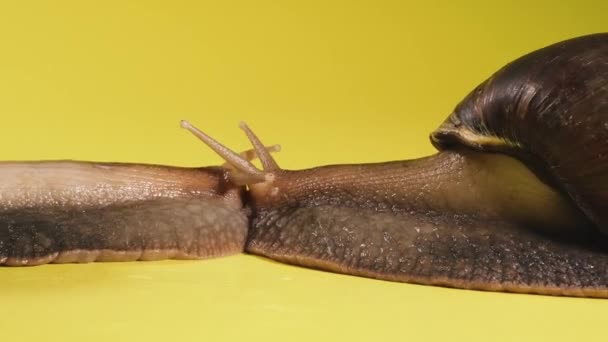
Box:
[1,33,608,298]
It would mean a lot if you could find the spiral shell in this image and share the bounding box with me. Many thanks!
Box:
[430,33,608,233]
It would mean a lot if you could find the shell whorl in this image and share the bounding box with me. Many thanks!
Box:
[430,33,608,233]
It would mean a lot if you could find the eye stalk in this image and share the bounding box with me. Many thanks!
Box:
[180,120,280,185]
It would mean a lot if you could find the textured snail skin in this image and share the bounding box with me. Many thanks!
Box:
[0,162,247,265]
[245,149,607,298]
[2,34,608,298]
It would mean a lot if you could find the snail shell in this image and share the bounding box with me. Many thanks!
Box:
[431,33,608,234]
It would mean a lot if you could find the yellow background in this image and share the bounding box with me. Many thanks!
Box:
[0,1,606,341]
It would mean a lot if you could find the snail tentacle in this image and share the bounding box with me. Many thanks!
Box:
[239,122,281,172]
[233,144,281,165]
[180,120,270,185]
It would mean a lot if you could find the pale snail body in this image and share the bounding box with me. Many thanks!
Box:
[1,33,608,298]
[0,162,247,265]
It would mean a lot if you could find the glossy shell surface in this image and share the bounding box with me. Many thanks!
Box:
[431,33,608,233]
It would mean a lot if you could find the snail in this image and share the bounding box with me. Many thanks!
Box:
[1,33,607,298]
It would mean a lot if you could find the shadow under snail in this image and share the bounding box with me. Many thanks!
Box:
[1,33,607,298]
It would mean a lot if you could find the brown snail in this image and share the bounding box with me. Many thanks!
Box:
[1,33,607,298]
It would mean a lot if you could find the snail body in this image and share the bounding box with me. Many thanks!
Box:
[0,162,247,265]
[2,33,608,298]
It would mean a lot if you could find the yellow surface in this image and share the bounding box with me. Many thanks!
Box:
[0,1,607,341]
